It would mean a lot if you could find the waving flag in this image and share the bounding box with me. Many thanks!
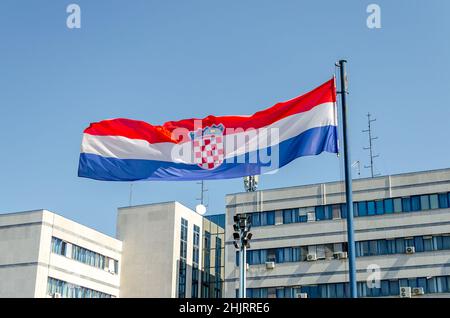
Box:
[78,78,338,181]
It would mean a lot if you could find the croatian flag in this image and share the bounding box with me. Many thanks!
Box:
[78,78,338,181]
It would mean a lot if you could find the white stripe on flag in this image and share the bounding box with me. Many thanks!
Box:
[81,102,336,163]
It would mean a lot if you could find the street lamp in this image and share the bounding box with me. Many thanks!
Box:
[233,213,252,298]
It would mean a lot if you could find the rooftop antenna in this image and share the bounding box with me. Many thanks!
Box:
[243,175,259,192]
[129,183,133,206]
[362,113,380,178]
[352,160,361,177]
[196,180,208,207]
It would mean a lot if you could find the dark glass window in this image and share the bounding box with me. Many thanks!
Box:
[362,241,370,256]
[375,200,384,215]
[435,236,443,250]
[266,211,275,225]
[367,201,376,216]
[283,210,292,224]
[395,238,405,253]
[369,240,378,256]
[428,277,437,294]
[414,236,424,253]
[292,247,301,262]
[402,197,411,212]
[284,248,293,262]
[423,237,434,252]
[275,248,284,263]
[438,193,448,209]
[411,196,421,211]
[384,199,394,214]
[358,202,367,216]
[260,212,268,226]
[389,280,399,296]
[381,281,390,296]
[336,283,345,298]
[315,206,325,221]
[325,206,333,220]
[340,204,347,218]
[442,236,450,249]
[252,213,261,227]
[378,240,388,254]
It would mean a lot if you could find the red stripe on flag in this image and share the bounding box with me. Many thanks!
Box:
[84,78,336,144]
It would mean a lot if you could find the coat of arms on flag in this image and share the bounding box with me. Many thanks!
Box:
[189,124,225,170]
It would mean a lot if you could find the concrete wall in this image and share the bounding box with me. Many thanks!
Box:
[0,210,43,297]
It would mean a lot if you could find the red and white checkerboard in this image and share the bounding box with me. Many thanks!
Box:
[193,134,224,170]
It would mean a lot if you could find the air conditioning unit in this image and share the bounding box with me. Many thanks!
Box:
[265,261,275,269]
[306,254,317,261]
[334,252,348,260]
[108,268,115,274]
[295,292,308,298]
[412,287,425,296]
[53,292,62,298]
[400,286,412,298]
[405,246,415,254]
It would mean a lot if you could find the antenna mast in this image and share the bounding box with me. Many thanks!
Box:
[197,180,208,207]
[129,183,133,206]
[362,113,380,178]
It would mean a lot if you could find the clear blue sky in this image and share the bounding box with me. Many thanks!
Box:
[1,0,449,237]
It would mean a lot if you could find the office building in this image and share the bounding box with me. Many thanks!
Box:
[224,168,450,298]
[0,210,122,298]
[116,201,224,298]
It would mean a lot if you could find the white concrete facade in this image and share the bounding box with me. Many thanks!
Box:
[224,168,450,297]
[116,201,204,298]
[0,210,122,298]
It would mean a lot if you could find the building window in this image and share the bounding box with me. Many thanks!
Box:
[393,198,402,212]
[202,231,211,298]
[358,202,367,216]
[247,275,450,298]
[429,194,439,209]
[331,205,341,219]
[315,206,325,220]
[411,195,421,211]
[51,237,66,256]
[52,237,116,272]
[261,211,275,226]
[384,199,394,213]
[244,191,450,228]
[47,277,113,298]
[214,237,222,298]
[420,195,430,210]
[439,193,449,208]
[375,200,384,215]
[71,244,109,271]
[367,201,376,216]
[192,224,200,298]
[178,218,188,298]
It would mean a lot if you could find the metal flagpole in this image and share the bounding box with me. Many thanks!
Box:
[337,60,357,298]
[239,227,247,298]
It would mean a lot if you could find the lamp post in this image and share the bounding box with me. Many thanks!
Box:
[233,214,252,298]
